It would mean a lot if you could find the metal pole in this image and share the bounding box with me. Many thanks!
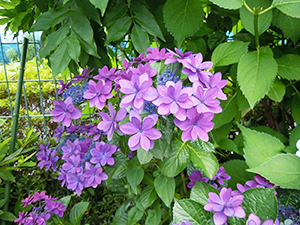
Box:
[1,37,28,225]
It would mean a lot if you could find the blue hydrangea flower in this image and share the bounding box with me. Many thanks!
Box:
[62,84,88,105]
[144,101,157,114]
[157,69,180,85]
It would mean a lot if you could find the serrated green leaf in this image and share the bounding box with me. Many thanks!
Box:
[272,0,300,18]
[70,202,89,225]
[212,41,249,67]
[132,3,165,41]
[212,94,238,128]
[162,139,190,177]
[272,9,300,44]
[173,199,213,224]
[292,95,300,124]
[276,54,300,80]
[163,0,203,46]
[128,206,143,225]
[238,124,285,168]
[188,142,219,180]
[190,182,219,206]
[50,39,71,78]
[154,175,175,207]
[137,147,153,165]
[105,16,131,45]
[89,0,108,16]
[251,126,288,144]
[31,3,70,31]
[221,160,254,189]
[131,24,149,54]
[140,186,156,209]
[237,51,278,108]
[67,33,81,62]
[240,0,273,36]
[208,0,243,9]
[267,78,286,102]
[248,154,300,189]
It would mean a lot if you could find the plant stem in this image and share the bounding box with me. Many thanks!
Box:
[258,5,274,15]
[243,2,254,14]
[254,8,260,50]
[181,171,188,198]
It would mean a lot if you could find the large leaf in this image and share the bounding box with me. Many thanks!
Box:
[173,199,213,224]
[212,94,238,129]
[237,51,278,108]
[105,16,132,45]
[248,154,300,189]
[145,208,160,225]
[31,3,71,31]
[267,78,286,102]
[272,0,300,18]
[221,160,254,189]
[162,139,190,177]
[132,3,165,41]
[0,211,17,222]
[131,24,149,54]
[238,125,285,168]
[188,141,219,180]
[0,169,15,182]
[69,202,89,225]
[140,186,156,209]
[163,0,203,46]
[190,182,219,206]
[137,147,153,165]
[89,0,108,16]
[208,0,244,9]
[126,158,144,195]
[272,9,300,44]
[212,41,249,67]
[49,39,71,77]
[128,206,143,225]
[67,33,81,62]
[240,0,273,36]
[276,54,300,80]
[154,174,175,207]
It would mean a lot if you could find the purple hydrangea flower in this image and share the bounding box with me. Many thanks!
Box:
[153,80,194,121]
[130,62,157,78]
[119,111,162,151]
[58,168,67,187]
[204,187,246,225]
[57,79,71,95]
[66,170,85,195]
[165,47,193,65]
[53,125,64,142]
[174,108,214,142]
[212,167,231,185]
[144,47,173,63]
[61,139,82,160]
[36,143,59,172]
[94,65,116,82]
[14,211,28,225]
[51,97,82,127]
[87,125,103,141]
[247,174,274,189]
[71,67,94,84]
[204,72,227,100]
[44,200,66,217]
[83,79,113,110]
[119,73,158,113]
[187,170,209,188]
[98,102,127,141]
[90,141,117,166]
[84,162,108,188]
[172,221,192,225]
[182,53,213,83]
[247,213,278,225]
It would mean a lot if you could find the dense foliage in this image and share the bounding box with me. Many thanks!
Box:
[1,0,300,224]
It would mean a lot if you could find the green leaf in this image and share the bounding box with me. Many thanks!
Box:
[240,0,273,36]
[126,158,144,195]
[188,141,219,180]
[103,1,128,27]
[292,95,300,124]
[248,154,300,189]
[208,0,243,9]
[0,199,6,208]
[272,9,300,44]
[237,51,278,108]
[212,94,238,129]
[145,208,160,225]
[49,39,71,78]
[185,38,207,56]
[137,147,153,165]
[140,186,156,209]
[163,0,203,46]
[218,138,239,155]
[211,122,232,143]
[290,126,300,150]
[154,174,175,207]
[128,206,143,225]
[229,188,277,224]
[251,126,288,144]
[272,0,300,18]
[237,124,285,168]
[267,78,286,102]
[162,139,190,177]
[67,33,81,62]
[31,3,71,31]
[212,41,249,67]
[276,54,300,80]
[59,195,71,207]
[40,23,70,58]
[76,0,101,24]
[105,16,131,45]
[190,182,219,206]
[131,24,149,54]
[222,160,254,189]
[173,199,212,224]
[20,161,36,167]
[69,202,89,225]
[0,169,15,182]
[132,3,165,41]
[112,199,131,224]
[0,211,17,222]
[89,0,108,16]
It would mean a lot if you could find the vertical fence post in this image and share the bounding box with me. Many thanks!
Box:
[1,37,28,225]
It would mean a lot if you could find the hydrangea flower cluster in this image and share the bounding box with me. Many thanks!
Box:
[247,213,279,225]
[278,201,300,224]
[14,191,66,225]
[62,84,88,105]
